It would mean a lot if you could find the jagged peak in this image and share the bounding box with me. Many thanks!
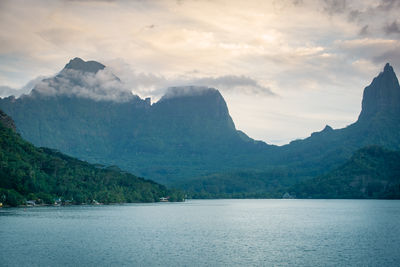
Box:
[311,124,333,137]
[358,63,400,121]
[370,63,397,85]
[384,62,393,73]
[63,57,105,73]
[322,125,333,132]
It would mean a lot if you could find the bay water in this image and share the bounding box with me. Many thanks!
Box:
[1,199,399,266]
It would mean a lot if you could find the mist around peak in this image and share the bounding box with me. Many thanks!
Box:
[32,67,136,102]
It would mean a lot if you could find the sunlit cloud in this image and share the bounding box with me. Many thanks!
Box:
[0,0,399,144]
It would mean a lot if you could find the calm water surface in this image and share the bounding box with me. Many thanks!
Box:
[1,199,400,266]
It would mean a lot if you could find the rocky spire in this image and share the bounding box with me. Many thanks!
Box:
[358,63,400,121]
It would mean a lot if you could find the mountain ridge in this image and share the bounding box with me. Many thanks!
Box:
[0,108,184,206]
[291,145,400,199]
[0,59,262,184]
[0,59,399,195]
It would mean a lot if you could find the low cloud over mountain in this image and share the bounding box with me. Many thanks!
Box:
[33,67,134,102]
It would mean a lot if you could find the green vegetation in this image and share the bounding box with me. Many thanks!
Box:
[0,111,184,206]
[180,146,400,199]
[1,60,399,198]
[291,146,400,199]
[1,105,399,200]
[0,89,273,186]
[1,65,398,193]
[180,168,306,199]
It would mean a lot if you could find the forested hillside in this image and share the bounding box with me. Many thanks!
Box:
[0,110,183,206]
[1,59,400,197]
[292,146,400,199]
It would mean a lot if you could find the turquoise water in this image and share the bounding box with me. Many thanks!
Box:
[1,199,400,266]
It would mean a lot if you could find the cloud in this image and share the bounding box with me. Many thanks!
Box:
[372,49,400,66]
[22,61,275,104]
[2,0,400,144]
[384,20,400,35]
[0,86,18,98]
[191,75,275,96]
[106,59,275,100]
[323,0,347,15]
[316,0,400,39]
[161,86,213,100]
[377,0,400,11]
[336,38,400,67]
[63,0,115,2]
[291,0,303,6]
[20,76,47,94]
[129,72,276,100]
[158,78,274,101]
[0,76,46,98]
[33,68,135,102]
[348,9,362,22]
[359,25,369,36]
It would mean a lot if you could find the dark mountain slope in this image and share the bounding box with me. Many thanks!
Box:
[0,59,399,194]
[0,59,271,184]
[0,109,183,206]
[271,63,400,171]
[291,146,400,199]
[176,63,400,195]
[0,109,16,131]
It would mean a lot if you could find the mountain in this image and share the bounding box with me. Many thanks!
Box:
[291,146,400,199]
[358,63,400,122]
[0,109,183,206]
[0,109,16,131]
[0,83,35,98]
[271,62,400,170]
[180,63,400,197]
[0,58,399,196]
[0,58,268,184]
[63,57,105,73]
[0,86,22,98]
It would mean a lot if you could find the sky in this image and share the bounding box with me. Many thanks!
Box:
[0,0,400,145]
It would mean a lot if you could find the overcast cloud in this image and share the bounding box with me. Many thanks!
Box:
[0,0,399,144]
